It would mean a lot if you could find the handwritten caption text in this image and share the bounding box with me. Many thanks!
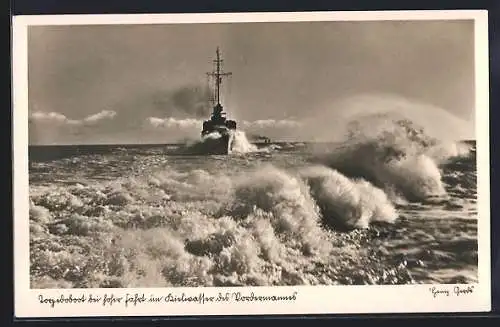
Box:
[37,291,299,308]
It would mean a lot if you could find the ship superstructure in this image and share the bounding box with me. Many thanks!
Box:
[200,47,237,154]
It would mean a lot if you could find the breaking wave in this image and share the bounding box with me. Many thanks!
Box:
[309,114,472,203]
[178,129,259,155]
[29,111,477,288]
[231,130,258,153]
[30,157,408,288]
[299,166,398,230]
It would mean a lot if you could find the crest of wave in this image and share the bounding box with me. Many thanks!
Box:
[299,165,398,230]
[228,165,332,257]
[314,112,471,202]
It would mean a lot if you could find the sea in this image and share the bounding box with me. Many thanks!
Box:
[28,119,478,288]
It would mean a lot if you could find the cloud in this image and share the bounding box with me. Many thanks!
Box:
[242,119,302,129]
[147,117,202,129]
[30,111,81,125]
[29,110,119,144]
[83,110,117,123]
[30,110,117,126]
[147,117,302,130]
[145,116,304,142]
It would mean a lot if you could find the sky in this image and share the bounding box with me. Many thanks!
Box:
[27,19,476,145]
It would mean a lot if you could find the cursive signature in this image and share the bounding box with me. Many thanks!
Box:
[453,285,474,296]
[429,286,449,298]
[429,285,474,298]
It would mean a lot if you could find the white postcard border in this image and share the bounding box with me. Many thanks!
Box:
[12,10,491,318]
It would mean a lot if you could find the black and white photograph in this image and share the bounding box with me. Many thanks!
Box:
[13,10,491,317]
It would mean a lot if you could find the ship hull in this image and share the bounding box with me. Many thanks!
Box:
[200,131,233,155]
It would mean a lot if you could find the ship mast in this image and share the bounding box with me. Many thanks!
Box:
[207,47,232,106]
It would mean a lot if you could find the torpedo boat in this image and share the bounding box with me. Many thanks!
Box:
[200,47,237,155]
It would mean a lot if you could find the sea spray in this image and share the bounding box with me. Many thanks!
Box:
[425,140,472,164]
[230,165,332,255]
[310,115,468,202]
[299,165,398,230]
[372,153,447,201]
[178,129,260,155]
[300,94,474,143]
[230,130,258,153]
[29,135,477,288]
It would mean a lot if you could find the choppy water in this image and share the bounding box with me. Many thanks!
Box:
[29,120,477,288]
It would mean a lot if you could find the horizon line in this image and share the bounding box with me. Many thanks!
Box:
[28,139,477,147]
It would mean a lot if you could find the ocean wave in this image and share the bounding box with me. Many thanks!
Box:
[299,165,398,230]
[310,115,472,203]
[30,158,412,288]
[28,115,476,288]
